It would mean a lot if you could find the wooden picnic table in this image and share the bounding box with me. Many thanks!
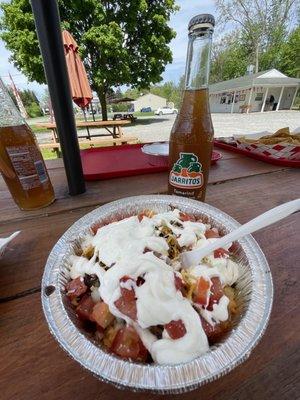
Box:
[38,119,131,140]
[0,147,299,400]
[37,120,136,156]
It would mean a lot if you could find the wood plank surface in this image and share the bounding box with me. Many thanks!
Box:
[0,210,299,400]
[0,168,298,300]
[0,155,288,224]
[0,149,299,400]
[37,120,131,129]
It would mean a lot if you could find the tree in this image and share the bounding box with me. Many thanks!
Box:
[18,89,42,117]
[210,31,248,83]
[210,25,300,82]
[0,0,178,120]
[215,0,297,73]
[5,85,42,117]
[277,26,300,77]
[124,75,185,109]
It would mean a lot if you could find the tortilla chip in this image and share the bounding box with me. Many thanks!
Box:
[237,127,300,145]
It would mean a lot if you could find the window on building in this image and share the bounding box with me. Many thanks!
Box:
[227,94,234,104]
[220,95,226,104]
[255,93,263,101]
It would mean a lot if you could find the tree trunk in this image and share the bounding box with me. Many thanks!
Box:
[96,89,108,121]
[255,43,259,73]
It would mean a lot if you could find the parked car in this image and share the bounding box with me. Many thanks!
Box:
[141,107,152,112]
[154,107,178,116]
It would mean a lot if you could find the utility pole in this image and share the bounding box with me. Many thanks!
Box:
[8,72,29,119]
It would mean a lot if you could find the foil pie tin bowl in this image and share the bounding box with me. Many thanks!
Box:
[42,195,273,393]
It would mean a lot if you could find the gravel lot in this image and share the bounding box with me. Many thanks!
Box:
[36,110,300,144]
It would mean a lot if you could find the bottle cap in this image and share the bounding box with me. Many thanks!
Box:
[188,14,215,32]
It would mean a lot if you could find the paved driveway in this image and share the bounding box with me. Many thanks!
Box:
[122,110,300,142]
[36,110,299,144]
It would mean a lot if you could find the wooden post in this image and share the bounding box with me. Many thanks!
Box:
[261,87,269,112]
[290,87,298,109]
[230,91,236,114]
[247,87,253,114]
[276,86,284,111]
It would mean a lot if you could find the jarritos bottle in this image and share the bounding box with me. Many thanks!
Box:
[0,78,55,210]
[168,14,215,201]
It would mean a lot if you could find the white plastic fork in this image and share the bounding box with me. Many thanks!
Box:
[181,199,300,268]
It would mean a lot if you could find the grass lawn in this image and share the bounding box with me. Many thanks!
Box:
[133,111,155,117]
[41,148,58,160]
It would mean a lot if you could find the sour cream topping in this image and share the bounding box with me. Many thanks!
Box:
[68,209,240,365]
[99,252,209,364]
[89,210,206,267]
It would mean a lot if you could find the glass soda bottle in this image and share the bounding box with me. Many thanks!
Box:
[168,14,215,201]
[0,78,55,210]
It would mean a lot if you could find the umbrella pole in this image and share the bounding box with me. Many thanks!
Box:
[30,0,85,195]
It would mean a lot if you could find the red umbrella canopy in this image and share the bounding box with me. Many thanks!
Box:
[62,30,93,108]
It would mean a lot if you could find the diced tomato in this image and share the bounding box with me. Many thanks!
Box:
[174,273,184,291]
[179,212,196,222]
[214,248,229,258]
[200,315,214,337]
[120,276,136,301]
[137,339,148,362]
[228,242,238,252]
[114,276,137,320]
[164,319,187,339]
[65,277,87,300]
[114,297,137,320]
[193,277,210,305]
[120,275,131,283]
[76,295,95,321]
[111,326,148,362]
[91,301,115,329]
[205,229,220,239]
[207,277,223,311]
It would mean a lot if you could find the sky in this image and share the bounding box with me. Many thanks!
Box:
[0,0,216,98]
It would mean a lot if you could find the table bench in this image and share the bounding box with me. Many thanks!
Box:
[39,136,139,156]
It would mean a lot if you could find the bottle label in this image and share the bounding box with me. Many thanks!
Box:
[6,145,48,190]
[169,152,203,189]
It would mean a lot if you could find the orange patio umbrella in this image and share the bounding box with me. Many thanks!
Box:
[62,30,93,110]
